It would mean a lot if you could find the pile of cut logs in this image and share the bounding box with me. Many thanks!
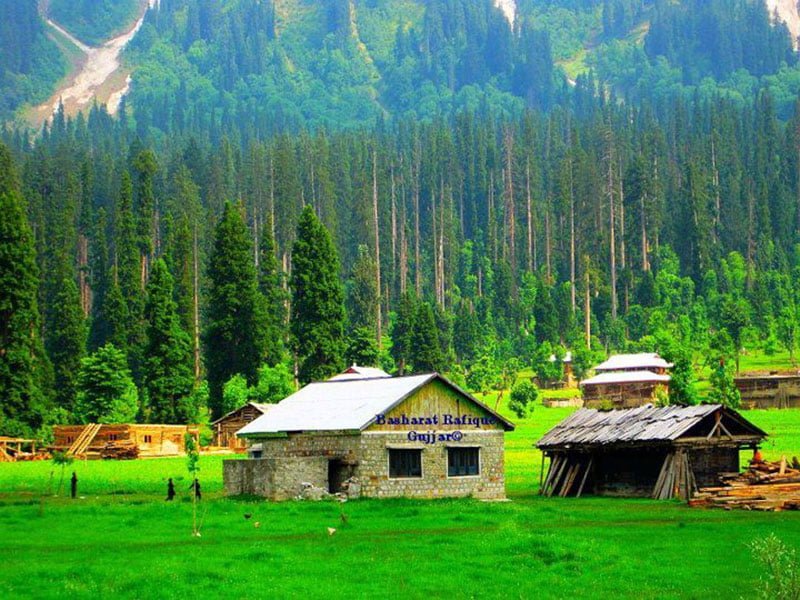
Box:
[99,441,139,460]
[690,457,800,511]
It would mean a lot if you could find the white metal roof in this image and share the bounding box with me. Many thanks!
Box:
[237,374,436,435]
[594,353,672,372]
[327,365,391,381]
[580,370,671,386]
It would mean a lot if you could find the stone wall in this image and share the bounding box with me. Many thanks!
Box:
[224,430,507,500]
[358,431,506,500]
[224,456,328,500]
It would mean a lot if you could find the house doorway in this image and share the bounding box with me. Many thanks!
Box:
[328,459,351,494]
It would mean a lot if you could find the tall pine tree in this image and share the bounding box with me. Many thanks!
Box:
[144,258,194,423]
[204,202,266,417]
[290,205,346,383]
[0,145,51,434]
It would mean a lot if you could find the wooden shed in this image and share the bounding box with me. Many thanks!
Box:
[537,404,766,500]
[53,424,194,459]
[211,403,273,450]
[734,374,800,409]
[581,371,671,408]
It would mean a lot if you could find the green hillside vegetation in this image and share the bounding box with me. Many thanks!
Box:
[48,0,143,47]
[0,0,67,119]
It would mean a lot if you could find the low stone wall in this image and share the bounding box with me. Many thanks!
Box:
[223,456,328,500]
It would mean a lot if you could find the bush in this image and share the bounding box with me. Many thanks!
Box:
[508,380,538,419]
[749,534,800,599]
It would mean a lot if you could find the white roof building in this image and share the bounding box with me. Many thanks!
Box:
[593,353,673,373]
[327,365,391,381]
[237,373,515,436]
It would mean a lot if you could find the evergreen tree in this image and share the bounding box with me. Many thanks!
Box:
[204,202,266,417]
[345,327,380,367]
[290,205,346,383]
[391,292,417,375]
[0,145,50,434]
[75,343,139,424]
[409,302,446,373]
[144,259,194,423]
[44,260,87,414]
[348,244,379,332]
[258,213,286,366]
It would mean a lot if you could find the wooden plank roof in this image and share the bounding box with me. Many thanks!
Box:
[537,404,766,450]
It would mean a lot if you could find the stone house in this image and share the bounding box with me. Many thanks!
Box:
[223,373,514,500]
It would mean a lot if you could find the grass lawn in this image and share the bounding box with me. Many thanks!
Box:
[2,405,800,598]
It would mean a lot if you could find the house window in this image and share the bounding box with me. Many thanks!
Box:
[448,447,480,477]
[389,449,422,479]
[143,435,152,444]
[66,436,74,444]
[108,434,118,441]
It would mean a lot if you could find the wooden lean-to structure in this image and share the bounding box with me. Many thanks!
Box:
[537,404,766,500]
[53,424,195,459]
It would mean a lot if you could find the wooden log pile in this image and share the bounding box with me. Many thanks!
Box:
[690,457,800,511]
[99,440,139,460]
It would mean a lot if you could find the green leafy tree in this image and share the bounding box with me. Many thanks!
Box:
[75,344,139,423]
[222,374,250,415]
[144,259,194,423]
[0,145,50,435]
[204,202,266,417]
[719,295,750,374]
[658,333,698,406]
[708,357,741,408]
[251,363,295,404]
[290,205,346,383]
[509,380,538,419]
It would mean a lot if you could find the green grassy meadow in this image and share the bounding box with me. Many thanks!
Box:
[3,402,800,598]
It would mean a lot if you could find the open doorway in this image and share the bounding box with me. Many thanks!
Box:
[328,459,352,493]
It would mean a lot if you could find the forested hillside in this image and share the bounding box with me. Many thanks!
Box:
[0,0,66,118]
[3,0,800,435]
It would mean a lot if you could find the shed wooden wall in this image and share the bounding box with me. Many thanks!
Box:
[53,424,189,457]
[214,405,265,449]
[735,377,800,409]
[583,382,667,409]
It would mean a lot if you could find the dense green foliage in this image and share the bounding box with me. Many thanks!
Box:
[290,205,346,384]
[5,1,800,430]
[49,0,141,46]
[0,0,66,119]
[143,258,195,423]
[204,202,266,417]
[75,343,139,423]
[0,146,50,435]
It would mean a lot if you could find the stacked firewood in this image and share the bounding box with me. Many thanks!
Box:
[99,440,139,460]
[690,457,800,511]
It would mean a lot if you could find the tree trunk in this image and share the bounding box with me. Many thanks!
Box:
[526,159,534,273]
[372,150,382,347]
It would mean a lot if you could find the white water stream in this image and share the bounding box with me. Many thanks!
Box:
[494,0,516,27]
